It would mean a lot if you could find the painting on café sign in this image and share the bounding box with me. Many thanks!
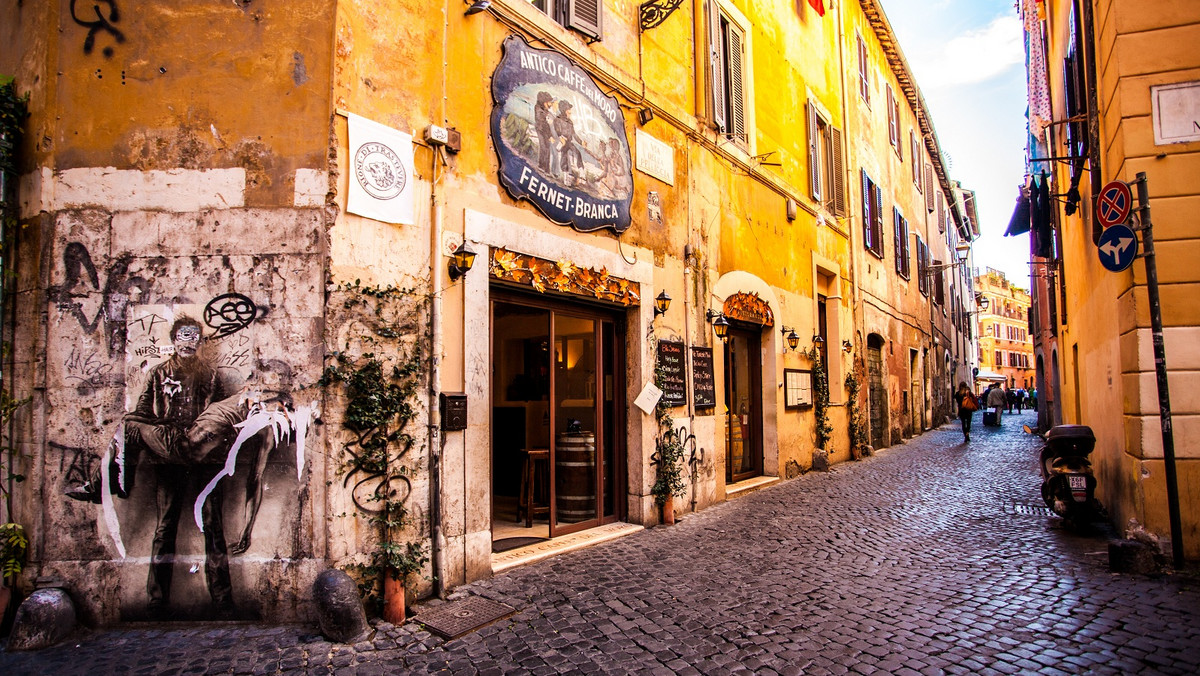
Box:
[490,35,633,234]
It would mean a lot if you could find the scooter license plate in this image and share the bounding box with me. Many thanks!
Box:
[1068,475,1087,490]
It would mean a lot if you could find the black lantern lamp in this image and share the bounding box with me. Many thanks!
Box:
[465,0,491,15]
[842,339,853,353]
[654,291,672,317]
[713,315,729,340]
[779,325,800,351]
[812,334,825,351]
[448,241,476,281]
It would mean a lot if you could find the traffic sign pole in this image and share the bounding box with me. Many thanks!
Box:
[1135,171,1183,569]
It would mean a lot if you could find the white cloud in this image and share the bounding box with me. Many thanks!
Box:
[911,15,1024,90]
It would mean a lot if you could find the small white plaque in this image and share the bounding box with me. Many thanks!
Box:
[1152,81,1200,145]
[636,129,675,185]
[634,382,664,414]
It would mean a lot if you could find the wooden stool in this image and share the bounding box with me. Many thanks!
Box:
[517,448,550,527]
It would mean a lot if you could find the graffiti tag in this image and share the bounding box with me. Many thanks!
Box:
[65,347,115,386]
[203,293,258,338]
[51,242,149,357]
[70,0,126,58]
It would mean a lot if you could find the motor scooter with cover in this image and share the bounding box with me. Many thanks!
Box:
[1037,424,1104,526]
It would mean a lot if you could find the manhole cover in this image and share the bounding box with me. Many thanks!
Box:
[416,596,516,640]
[1010,501,1055,517]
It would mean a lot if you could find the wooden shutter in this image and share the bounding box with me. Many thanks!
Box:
[911,131,920,185]
[925,164,935,212]
[566,0,602,40]
[857,35,869,103]
[830,126,846,216]
[936,191,944,232]
[708,1,726,133]
[861,169,872,250]
[873,183,884,256]
[886,86,898,152]
[808,100,820,200]
[726,22,745,144]
[893,209,902,274]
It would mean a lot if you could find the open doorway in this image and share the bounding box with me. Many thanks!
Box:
[490,293,625,552]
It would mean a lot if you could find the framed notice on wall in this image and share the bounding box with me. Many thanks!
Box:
[784,369,813,409]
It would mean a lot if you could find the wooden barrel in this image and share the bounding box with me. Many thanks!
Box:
[555,432,596,523]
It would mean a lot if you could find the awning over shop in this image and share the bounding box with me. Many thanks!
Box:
[974,370,1008,383]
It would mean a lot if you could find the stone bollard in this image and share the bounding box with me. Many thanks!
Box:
[6,588,77,651]
[313,569,370,643]
[1109,539,1162,575]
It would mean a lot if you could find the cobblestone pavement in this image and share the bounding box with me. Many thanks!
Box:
[4,410,1200,675]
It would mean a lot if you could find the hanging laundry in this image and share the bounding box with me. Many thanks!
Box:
[809,0,826,18]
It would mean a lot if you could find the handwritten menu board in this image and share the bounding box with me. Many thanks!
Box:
[656,340,687,407]
[691,346,716,411]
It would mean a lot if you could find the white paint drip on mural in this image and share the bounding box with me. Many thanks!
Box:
[20,167,246,218]
[192,398,319,532]
[99,430,127,559]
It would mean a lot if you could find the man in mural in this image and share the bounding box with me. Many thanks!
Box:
[534,90,556,174]
[121,316,240,616]
[554,100,584,186]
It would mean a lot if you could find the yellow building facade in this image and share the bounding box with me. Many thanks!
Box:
[974,268,1035,390]
[1022,0,1200,560]
[1,0,976,623]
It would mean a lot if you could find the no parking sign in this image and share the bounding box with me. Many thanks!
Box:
[1097,181,1132,228]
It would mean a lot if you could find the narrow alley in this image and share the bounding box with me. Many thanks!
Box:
[4,410,1198,675]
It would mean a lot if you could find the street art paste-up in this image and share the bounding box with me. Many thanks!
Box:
[69,301,317,619]
[491,35,634,234]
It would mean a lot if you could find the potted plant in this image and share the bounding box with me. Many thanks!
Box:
[652,407,687,525]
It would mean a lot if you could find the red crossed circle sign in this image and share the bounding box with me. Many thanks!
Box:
[1097,181,1132,228]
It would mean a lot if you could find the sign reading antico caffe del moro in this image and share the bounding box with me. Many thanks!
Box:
[491,35,633,234]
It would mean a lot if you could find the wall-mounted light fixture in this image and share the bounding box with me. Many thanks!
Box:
[923,241,973,278]
[706,309,729,340]
[779,325,800,351]
[842,339,853,353]
[654,291,672,317]
[638,107,655,126]
[465,0,491,15]
[812,334,825,352]
[448,241,477,281]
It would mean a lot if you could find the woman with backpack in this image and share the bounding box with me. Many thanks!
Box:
[954,382,980,443]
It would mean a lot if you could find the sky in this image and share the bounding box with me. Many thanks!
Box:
[877,0,1033,289]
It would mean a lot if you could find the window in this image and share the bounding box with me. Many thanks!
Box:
[528,0,602,40]
[994,350,1003,367]
[707,1,747,149]
[936,190,944,233]
[911,130,921,187]
[808,101,846,215]
[924,163,935,213]
[886,85,901,157]
[857,34,870,106]
[893,208,910,279]
[861,170,884,258]
[916,236,929,296]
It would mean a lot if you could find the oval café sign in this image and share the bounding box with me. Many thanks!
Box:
[490,35,634,234]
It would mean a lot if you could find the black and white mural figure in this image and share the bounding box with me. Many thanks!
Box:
[67,302,317,620]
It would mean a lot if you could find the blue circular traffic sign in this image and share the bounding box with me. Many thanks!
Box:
[1097,181,1132,228]
[1097,223,1138,272]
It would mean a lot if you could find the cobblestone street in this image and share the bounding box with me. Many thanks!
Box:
[4,410,1199,675]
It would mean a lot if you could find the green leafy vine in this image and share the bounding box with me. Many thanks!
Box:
[844,357,869,458]
[650,340,687,507]
[802,346,832,450]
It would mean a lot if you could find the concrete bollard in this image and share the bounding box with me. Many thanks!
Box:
[313,569,370,643]
[6,588,77,651]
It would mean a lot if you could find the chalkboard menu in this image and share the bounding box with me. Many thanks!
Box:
[656,341,687,407]
[691,346,716,411]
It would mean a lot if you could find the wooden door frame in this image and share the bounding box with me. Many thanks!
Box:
[724,322,764,483]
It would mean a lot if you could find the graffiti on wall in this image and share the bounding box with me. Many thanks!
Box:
[51,242,148,358]
[64,292,317,620]
[70,0,126,58]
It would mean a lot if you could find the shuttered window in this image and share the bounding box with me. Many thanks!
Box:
[894,208,910,279]
[857,34,870,106]
[936,190,945,233]
[808,101,846,216]
[708,1,746,149]
[887,85,901,157]
[565,0,602,40]
[911,130,921,187]
[916,237,929,296]
[925,164,935,213]
[862,170,884,258]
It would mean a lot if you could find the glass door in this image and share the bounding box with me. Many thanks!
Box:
[725,325,763,482]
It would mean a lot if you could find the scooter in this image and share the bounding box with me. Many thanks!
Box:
[1025,424,1104,526]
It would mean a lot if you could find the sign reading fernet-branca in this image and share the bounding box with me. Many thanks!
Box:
[491,35,633,234]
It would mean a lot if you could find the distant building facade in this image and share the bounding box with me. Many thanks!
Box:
[974,269,1035,391]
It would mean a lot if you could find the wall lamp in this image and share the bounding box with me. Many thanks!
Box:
[706,309,729,340]
[812,334,825,351]
[779,325,800,351]
[465,0,491,15]
[448,241,477,281]
[654,291,672,317]
[842,339,853,353]
[923,242,973,278]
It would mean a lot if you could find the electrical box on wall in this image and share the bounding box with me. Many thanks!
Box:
[440,392,467,431]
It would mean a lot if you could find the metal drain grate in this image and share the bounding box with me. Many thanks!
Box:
[1010,501,1055,517]
[416,596,516,640]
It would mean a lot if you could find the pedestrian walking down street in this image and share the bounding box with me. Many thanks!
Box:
[1005,386,1016,413]
[986,383,1007,426]
[953,382,979,442]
